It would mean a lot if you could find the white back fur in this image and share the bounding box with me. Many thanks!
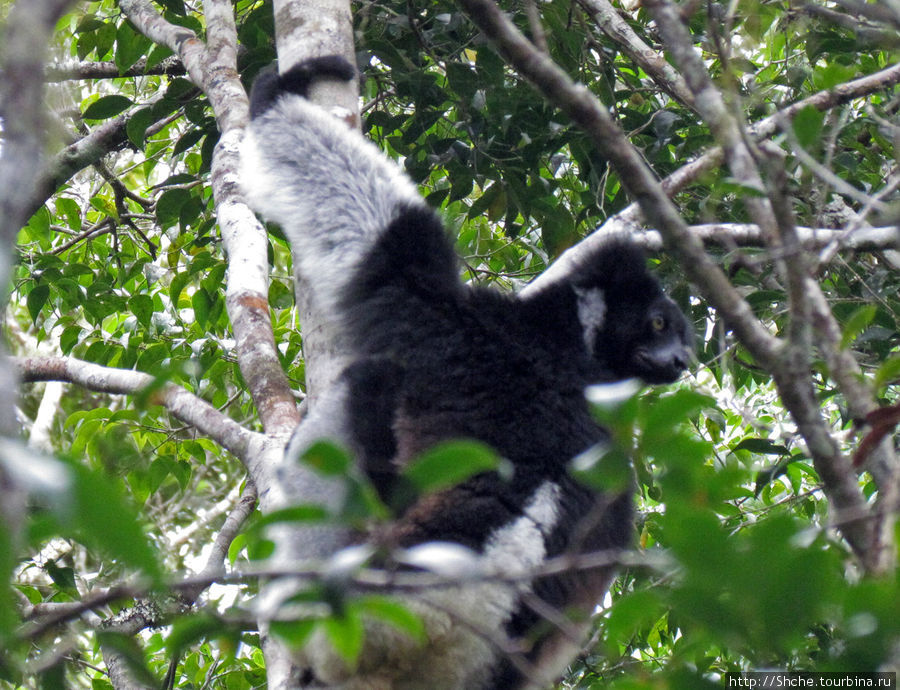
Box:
[574,286,607,355]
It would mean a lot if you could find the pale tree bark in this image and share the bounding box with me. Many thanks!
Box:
[258,2,362,683]
[271,0,359,401]
[0,0,76,659]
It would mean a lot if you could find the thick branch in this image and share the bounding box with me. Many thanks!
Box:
[271,0,360,405]
[598,61,900,235]
[0,0,76,276]
[535,62,900,290]
[559,224,900,256]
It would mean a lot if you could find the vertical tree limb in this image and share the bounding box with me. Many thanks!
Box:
[270,0,360,404]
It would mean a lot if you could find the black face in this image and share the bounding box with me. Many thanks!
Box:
[568,240,694,385]
[592,293,694,384]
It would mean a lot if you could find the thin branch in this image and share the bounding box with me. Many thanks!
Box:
[576,0,695,108]
[777,114,891,213]
[607,61,900,233]
[13,355,261,463]
[803,4,900,47]
[606,224,900,253]
[180,483,259,602]
[45,56,186,81]
[643,0,778,242]
[533,61,900,290]
[19,545,658,641]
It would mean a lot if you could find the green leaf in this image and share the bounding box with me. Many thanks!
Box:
[301,441,352,476]
[26,284,50,323]
[446,61,479,100]
[571,444,632,493]
[192,288,212,327]
[173,128,204,156]
[83,95,133,120]
[115,21,152,73]
[166,614,232,654]
[840,304,877,349]
[90,195,119,221]
[69,463,161,582]
[126,107,156,148]
[128,294,154,329]
[642,389,713,448]
[402,440,499,494]
[75,16,106,33]
[23,207,52,244]
[255,504,331,529]
[145,43,175,71]
[169,271,190,309]
[604,589,665,651]
[44,559,78,594]
[156,188,192,229]
[733,438,790,456]
[269,619,317,649]
[718,179,767,197]
[0,521,15,636]
[357,596,426,643]
[269,279,293,309]
[148,456,174,493]
[875,354,900,390]
[55,197,82,231]
[322,611,365,666]
[792,106,825,150]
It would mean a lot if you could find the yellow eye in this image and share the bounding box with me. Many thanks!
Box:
[651,316,666,332]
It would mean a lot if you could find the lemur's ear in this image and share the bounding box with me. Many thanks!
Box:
[248,57,357,119]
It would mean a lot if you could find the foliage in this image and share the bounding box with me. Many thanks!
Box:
[0,0,899,688]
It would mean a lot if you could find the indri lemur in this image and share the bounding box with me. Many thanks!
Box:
[241,56,693,689]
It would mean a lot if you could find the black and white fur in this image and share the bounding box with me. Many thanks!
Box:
[241,57,693,689]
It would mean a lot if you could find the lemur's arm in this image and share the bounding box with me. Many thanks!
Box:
[241,57,425,315]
